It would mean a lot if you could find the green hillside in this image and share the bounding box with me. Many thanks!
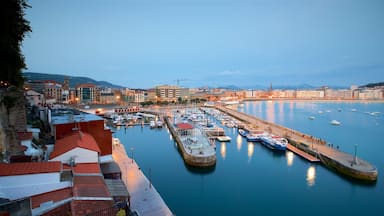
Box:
[23,72,125,89]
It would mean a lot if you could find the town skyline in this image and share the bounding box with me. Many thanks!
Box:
[22,0,384,88]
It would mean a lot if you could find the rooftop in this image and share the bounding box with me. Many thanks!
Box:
[0,161,61,177]
[72,176,111,198]
[72,163,101,175]
[31,188,72,209]
[70,200,115,216]
[16,132,33,141]
[51,110,103,126]
[49,131,101,159]
[177,123,194,130]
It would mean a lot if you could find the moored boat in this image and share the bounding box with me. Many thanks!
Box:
[238,128,249,137]
[246,131,268,142]
[330,120,341,126]
[260,135,288,151]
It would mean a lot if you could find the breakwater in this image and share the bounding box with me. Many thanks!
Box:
[164,117,216,167]
[216,105,378,181]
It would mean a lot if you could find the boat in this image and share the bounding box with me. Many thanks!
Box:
[238,128,249,137]
[149,120,156,128]
[308,116,315,120]
[330,120,341,126]
[351,109,357,112]
[216,136,231,142]
[156,120,163,128]
[246,132,267,142]
[259,135,288,151]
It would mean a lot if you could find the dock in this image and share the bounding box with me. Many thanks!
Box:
[216,105,378,181]
[287,144,320,163]
[112,139,173,216]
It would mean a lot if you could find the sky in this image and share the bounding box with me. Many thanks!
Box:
[22,0,384,89]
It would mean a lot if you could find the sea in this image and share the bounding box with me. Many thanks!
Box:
[113,101,384,216]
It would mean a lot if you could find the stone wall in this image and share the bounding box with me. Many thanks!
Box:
[0,89,27,158]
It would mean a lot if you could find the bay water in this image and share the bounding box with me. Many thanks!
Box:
[114,101,383,216]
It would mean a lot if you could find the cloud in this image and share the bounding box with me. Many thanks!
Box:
[218,70,242,76]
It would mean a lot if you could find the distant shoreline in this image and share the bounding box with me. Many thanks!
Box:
[242,98,384,103]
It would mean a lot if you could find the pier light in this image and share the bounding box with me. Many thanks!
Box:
[306,166,316,187]
[236,134,242,151]
[286,151,294,167]
[220,142,226,159]
[247,142,254,161]
[130,147,134,163]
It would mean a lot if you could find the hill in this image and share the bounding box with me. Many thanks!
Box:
[23,72,125,89]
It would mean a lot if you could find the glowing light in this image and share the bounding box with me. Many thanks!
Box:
[247,142,254,160]
[220,142,226,159]
[306,166,316,187]
[236,135,242,151]
[286,151,294,167]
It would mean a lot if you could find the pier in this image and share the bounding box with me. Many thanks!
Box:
[164,116,216,167]
[216,105,378,181]
[112,139,173,216]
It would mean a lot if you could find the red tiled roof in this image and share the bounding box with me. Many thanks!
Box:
[73,176,110,198]
[71,200,115,216]
[17,132,33,141]
[72,163,101,174]
[0,161,61,177]
[50,131,100,159]
[177,123,193,130]
[31,188,72,209]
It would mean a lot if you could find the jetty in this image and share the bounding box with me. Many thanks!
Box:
[216,105,378,181]
[164,116,216,167]
[112,138,173,216]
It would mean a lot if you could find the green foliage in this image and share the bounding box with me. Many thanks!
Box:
[1,95,17,110]
[0,0,31,88]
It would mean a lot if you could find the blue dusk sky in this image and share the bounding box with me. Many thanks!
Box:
[22,0,384,88]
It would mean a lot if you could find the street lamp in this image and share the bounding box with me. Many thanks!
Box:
[354,144,358,165]
[130,147,134,163]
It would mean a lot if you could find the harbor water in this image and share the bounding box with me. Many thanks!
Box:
[114,101,384,216]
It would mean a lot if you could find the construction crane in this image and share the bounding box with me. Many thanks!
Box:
[174,79,188,86]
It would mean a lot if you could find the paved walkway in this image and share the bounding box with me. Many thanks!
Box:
[112,140,173,216]
[218,106,377,173]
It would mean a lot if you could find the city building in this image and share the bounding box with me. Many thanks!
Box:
[75,84,99,104]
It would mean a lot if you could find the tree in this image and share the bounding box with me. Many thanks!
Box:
[0,0,31,88]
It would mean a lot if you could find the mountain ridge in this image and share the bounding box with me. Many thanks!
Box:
[23,72,126,89]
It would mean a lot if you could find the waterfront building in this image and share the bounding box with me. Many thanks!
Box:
[25,90,44,106]
[324,89,353,100]
[49,109,113,161]
[75,83,99,104]
[296,90,325,99]
[155,85,181,102]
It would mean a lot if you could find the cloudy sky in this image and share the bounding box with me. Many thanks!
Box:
[22,0,384,88]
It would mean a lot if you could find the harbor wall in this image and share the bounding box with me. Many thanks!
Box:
[215,105,378,182]
[164,117,216,167]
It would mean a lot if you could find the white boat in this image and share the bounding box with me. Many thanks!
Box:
[351,109,357,112]
[149,120,156,128]
[216,136,231,142]
[330,120,341,126]
[308,116,315,120]
[156,120,163,128]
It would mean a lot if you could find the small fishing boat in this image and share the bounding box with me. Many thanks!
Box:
[330,120,341,126]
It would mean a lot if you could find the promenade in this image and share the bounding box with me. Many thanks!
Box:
[217,105,378,181]
[112,139,173,216]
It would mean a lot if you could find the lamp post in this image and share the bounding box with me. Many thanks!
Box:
[354,144,358,165]
[130,147,134,163]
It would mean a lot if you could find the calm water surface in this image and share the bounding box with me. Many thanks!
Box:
[114,101,384,216]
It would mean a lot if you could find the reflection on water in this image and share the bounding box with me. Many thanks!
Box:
[169,134,173,141]
[306,166,316,187]
[236,135,242,151]
[266,100,275,123]
[247,142,254,162]
[286,151,294,167]
[221,142,226,159]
